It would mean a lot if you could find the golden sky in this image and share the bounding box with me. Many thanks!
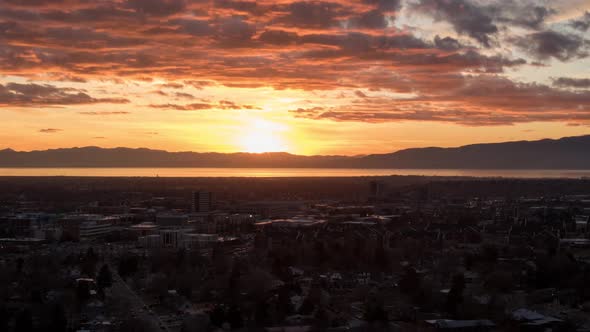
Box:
[1,0,589,155]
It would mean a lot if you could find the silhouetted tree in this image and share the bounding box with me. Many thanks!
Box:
[0,304,9,332]
[314,306,331,329]
[14,309,33,332]
[364,290,387,323]
[446,273,465,317]
[16,257,24,273]
[76,281,91,305]
[96,264,113,290]
[399,266,420,296]
[48,304,67,332]
[210,304,226,328]
[254,300,269,327]
[118,255,139,278]
[227,304,244,329]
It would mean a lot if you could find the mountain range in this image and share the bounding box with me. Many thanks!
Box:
[1,135,590,169]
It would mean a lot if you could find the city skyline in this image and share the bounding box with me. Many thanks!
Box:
[1,0,590,155]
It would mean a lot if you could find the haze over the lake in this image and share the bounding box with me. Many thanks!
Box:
[1,0,589,155]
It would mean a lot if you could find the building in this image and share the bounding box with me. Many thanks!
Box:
[129,222,160,236]
[138,234,163,249]
[60,214,114,241]
[156,213,189,227]
[79,221,113,241]
[161,229,183,248]
[183,233,217,250]
[574,215,589,232]
[255,216,326,229]
[368,180,384,202]
[192,191,213,213]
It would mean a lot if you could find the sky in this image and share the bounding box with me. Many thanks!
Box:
[1,0,590,155]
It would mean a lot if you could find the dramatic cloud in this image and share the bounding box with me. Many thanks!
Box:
[570,11,590,31]
[553,77,590,89]
[0,0,588,131]
[291,76,590,126]
[412,0,556,47]
[512,30,588,61]
[276,1,350,29]
[149,100,259,111]
[0,83,128,107]
[413,0,499,47]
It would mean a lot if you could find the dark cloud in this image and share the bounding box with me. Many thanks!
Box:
[125,0,186,17]
[291,76,590,126]
[258,29,299,45]
[159,82,184,89]
[570,11,590,31]
[183,80,215,89]
[433,35,462,51]
[0,0,526,95]
[553,77,590,89]
[214,0,261,14]
[217,17,257,43]
[4,0,66,6]
[513,30,588,61]
[39,128,62,133]
[276,1,350,28]
[363,0,401,12]
[0,0,584,129]
[351,9,388,29]
[149,100,259,111]
[495,5,555,30]
[0,83,129,107]
[78,111,130,115]
[175,92,195,99]
[413,1,555,47]
[149,103,213,111]
[355,90,368,98]
[413,0,498,47]
[171,18,212,36]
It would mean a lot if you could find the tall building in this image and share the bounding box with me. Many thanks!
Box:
[368,180,383,202]
[192,191,213,213]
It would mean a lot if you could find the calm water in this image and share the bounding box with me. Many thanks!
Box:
[0,168,589,178]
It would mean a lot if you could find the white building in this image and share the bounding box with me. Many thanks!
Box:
[79,221,113,240]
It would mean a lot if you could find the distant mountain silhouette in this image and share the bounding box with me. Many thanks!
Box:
[1,135,590,169]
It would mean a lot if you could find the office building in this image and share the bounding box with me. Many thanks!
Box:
[192,191,213,213]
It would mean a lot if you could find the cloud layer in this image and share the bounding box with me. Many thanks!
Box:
[0,0,589,127]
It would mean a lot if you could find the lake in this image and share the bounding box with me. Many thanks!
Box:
[0,168,589,178]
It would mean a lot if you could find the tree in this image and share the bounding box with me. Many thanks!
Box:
[76,281,91,305]
[314,306,331,329]
[0,304,9,332]
[446,273,465,317]
[97,264,113,291]
[16,257,24,274]
[14,309,33,332]
[254,300,269,327]
[399,266,421,296]
[364,290,387,323]
[227,304,244,329]
[48,304,67,332]
[209,304,226,328]
[118,255,139,278]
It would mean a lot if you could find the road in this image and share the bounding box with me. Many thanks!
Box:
[108,262,171,332]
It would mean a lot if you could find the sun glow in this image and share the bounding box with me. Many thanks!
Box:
[239,119,289,153]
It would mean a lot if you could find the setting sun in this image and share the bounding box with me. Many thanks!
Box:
[239,119,289,153]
